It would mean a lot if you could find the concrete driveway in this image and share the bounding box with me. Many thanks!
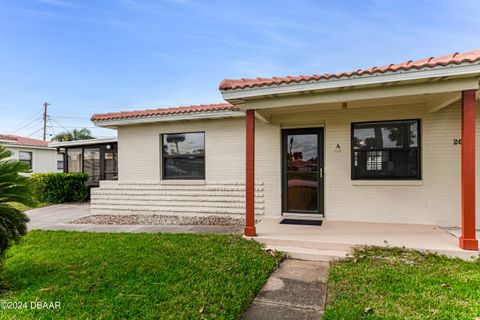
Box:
[27,204,92,231]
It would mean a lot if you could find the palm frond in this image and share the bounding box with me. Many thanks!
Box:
[0,145,31,255]
[53,128,95,141]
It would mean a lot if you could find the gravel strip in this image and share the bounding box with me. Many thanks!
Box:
[70,214,249,227]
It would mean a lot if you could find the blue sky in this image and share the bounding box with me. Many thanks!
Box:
[1,0,479,139]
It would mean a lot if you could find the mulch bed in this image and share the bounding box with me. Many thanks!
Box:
[70,214,247,226]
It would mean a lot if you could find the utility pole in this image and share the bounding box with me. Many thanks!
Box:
[43,102,50,141]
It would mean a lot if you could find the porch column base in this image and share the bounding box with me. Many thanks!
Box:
[459,237,478,251]
[244,226,256,237]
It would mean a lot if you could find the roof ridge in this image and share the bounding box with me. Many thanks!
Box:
[91,102,239,122]
[0,134,18,141]
[0,134,50,148]
[219,49,480,91]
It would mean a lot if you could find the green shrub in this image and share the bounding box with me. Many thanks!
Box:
[30,173,90,204]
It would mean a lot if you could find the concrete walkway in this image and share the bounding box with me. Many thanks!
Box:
[26,204,241,234]
[243,259,328,319]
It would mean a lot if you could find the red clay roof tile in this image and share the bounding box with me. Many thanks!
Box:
[219,49,480,91]
[91,103,238,121]
[0,134,50,148]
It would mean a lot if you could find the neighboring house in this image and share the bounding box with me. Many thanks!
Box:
[0,134,60,173]
[91,49,480,251]
[48,138,118,186]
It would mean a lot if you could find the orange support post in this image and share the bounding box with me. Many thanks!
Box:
[459,90,478,251]
[245,109,256,236]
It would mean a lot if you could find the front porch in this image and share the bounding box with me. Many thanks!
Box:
[252,218,479,260]
[225,69,480,252]
[241,88,479,251]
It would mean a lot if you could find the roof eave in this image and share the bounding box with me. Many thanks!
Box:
[92,110,246,128]
[221,62,480,102]
[48,137,118,148]
[1,144,55,150]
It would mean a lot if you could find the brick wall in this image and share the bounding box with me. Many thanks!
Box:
[92,101,480,228]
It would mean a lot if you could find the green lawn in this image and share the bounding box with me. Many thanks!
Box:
[9,201,49,211]
[0,231,281,320]
[324,247,480,320]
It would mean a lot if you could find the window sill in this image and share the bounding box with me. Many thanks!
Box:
[351,180,423,186]
[160,180,206,185]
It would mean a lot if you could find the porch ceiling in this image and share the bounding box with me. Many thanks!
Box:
[253,90,467,125]
[240,77,478,112]
[246,77,480,124]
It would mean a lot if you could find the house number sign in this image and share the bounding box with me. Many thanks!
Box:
[453,139,462,145]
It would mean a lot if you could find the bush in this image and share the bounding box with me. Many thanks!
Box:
[30,173,90,204]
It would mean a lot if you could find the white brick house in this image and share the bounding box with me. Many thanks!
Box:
[0,134,60,173]
[91,50,480,251]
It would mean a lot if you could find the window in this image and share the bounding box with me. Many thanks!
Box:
[19,151,32,169]
[83,148,101,185]
[162,132,205,179]
[352,119,421,180]
[104,151,118,180]
[57,154,64,171]
[67,148,82,173]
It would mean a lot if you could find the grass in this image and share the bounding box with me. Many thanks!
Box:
[9,201,49,211]
[0,231,281,320]
[324,247,480,320]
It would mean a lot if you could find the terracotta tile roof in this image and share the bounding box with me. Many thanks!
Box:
[91,103,239,121]
[219,49,480,91]
[0,134,50,148]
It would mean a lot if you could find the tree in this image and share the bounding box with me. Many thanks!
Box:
[52,128,95,142]
[0,145,31,255]
[166,134,185,153]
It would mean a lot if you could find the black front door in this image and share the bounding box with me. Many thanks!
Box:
[282,128,324,215]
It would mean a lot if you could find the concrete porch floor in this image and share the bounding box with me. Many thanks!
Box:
[252,218,479,260]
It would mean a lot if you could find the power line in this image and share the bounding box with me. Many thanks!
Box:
[49,116,98,131]
[27,128,43,138]
[9,111,43,134]
[50,115,91,120]
[6,104,106,138]
[50,100,226,111]
[10,118,42,135]
[51,105,131,110]
[47,118,56,137]
[48,125,98,129]
[48,116,69,132]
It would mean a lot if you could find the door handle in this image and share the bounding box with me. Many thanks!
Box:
[320,168,323,179]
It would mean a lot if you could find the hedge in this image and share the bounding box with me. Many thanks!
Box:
[30,173,90,204]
